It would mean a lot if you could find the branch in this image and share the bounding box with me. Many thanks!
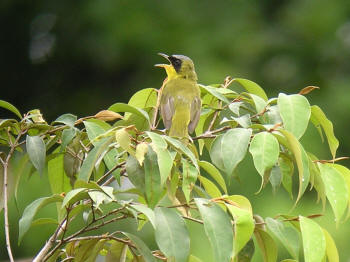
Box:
[313,157,349,163]
[192,125,231,140]
[97,161,125,184]
[43,206,127,261]
[2,130,24,262]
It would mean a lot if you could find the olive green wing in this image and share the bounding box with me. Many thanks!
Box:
[188,95,201,133]
[160,93,175,130]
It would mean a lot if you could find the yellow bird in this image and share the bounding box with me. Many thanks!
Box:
[155,53,201,138]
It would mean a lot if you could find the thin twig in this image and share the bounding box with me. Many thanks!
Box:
[192,125,231,140]
[2,130,24,262]
[97,161,125,184]
[182,216,203,224]
[313,157,349,163]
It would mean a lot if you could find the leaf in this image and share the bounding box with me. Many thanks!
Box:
[61,188,87,207]
[164,136,199,170]
[234,78,268,101]
[85,239,108,262]
[31,218,58,227]
[310,105,339,158]
[130,203,156,228]
[144,146,163,208]
[0,100,22,119]
[53,113,77,127]
[225,203,254,256]
[299,216,326,262]
[188,255,203,262]
[323,228,339,262]
[48,154,72,218]
[135,142,149,165]
[199,84,230,104]
[299,86,319,95]
[18,194,63,243]
[249,93,267,114]
[210,128,252,177]
[278,93,311,139]
[197,175,222,198]
[60,128,76,152]
[199,160,227,194]
[279,155,294,199]
[121,232,156,262]
[155,207,190,262]
[332,164,350,215]
[147,132,174,185]
[78,137,113,182]
[278,130,310,204]
[125,155,145,194]
[84,120,119,179]
[115,128,134,155]
[94,110,123,121]
[108,102,151,126]
[194,198,233,262]
[317,163,348,224]
[254,228,277,262]
[182,159,198,202]
[249,132,279,190]
[26,135,46,175]
[266,218,300,259]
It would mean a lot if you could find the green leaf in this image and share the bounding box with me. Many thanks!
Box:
[278,93,311,139]
[199,84,230,104]
[18,194,63,243]
[234,78,268,101]
[164,136,199,170]
[126,87,157,119]
[26,135,46,175]
[194,198,233,262]
[300,216,326,262]
[155,207,190,262]
[108,102,151,126]
[225,203,254,256]
[188,255,203,262]
[53,113,77,127]
[31,218,58,227]
[144,146,163,208]
[332,164,350,215]
[85,239,108,262]
[323,228,339,262]
[122,232,156,262]
[249,93,267,114]
[266,218,299,259]
[317,163,348,224]
[147,132,173,185]
[249,132,279,190]
[254,228,277,262]
[0,100,22,119]
[210,128,252,177]
[197,175,222,198]
[278,130,310,204]
[130,203,156,228]
[115,128,134,155]
[60,128,76,152]
[182,159,198,202]
[310,105,339,158]
[74,239,100,262]
[78,137,113,182]
[279,155,294,199]
[48,154,72,195]
[125,155,145,194]
[61,188,87,207]
[199,160,227,194]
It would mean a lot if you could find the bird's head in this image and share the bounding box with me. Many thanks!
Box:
[155,53,197,81]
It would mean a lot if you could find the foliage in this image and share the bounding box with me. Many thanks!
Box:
[0,78,348,262]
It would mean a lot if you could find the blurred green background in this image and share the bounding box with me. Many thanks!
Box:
[1,0,350,261]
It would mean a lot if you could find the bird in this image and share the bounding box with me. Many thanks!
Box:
[155,53,201,138]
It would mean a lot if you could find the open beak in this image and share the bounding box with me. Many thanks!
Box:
[154,53,171,68]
